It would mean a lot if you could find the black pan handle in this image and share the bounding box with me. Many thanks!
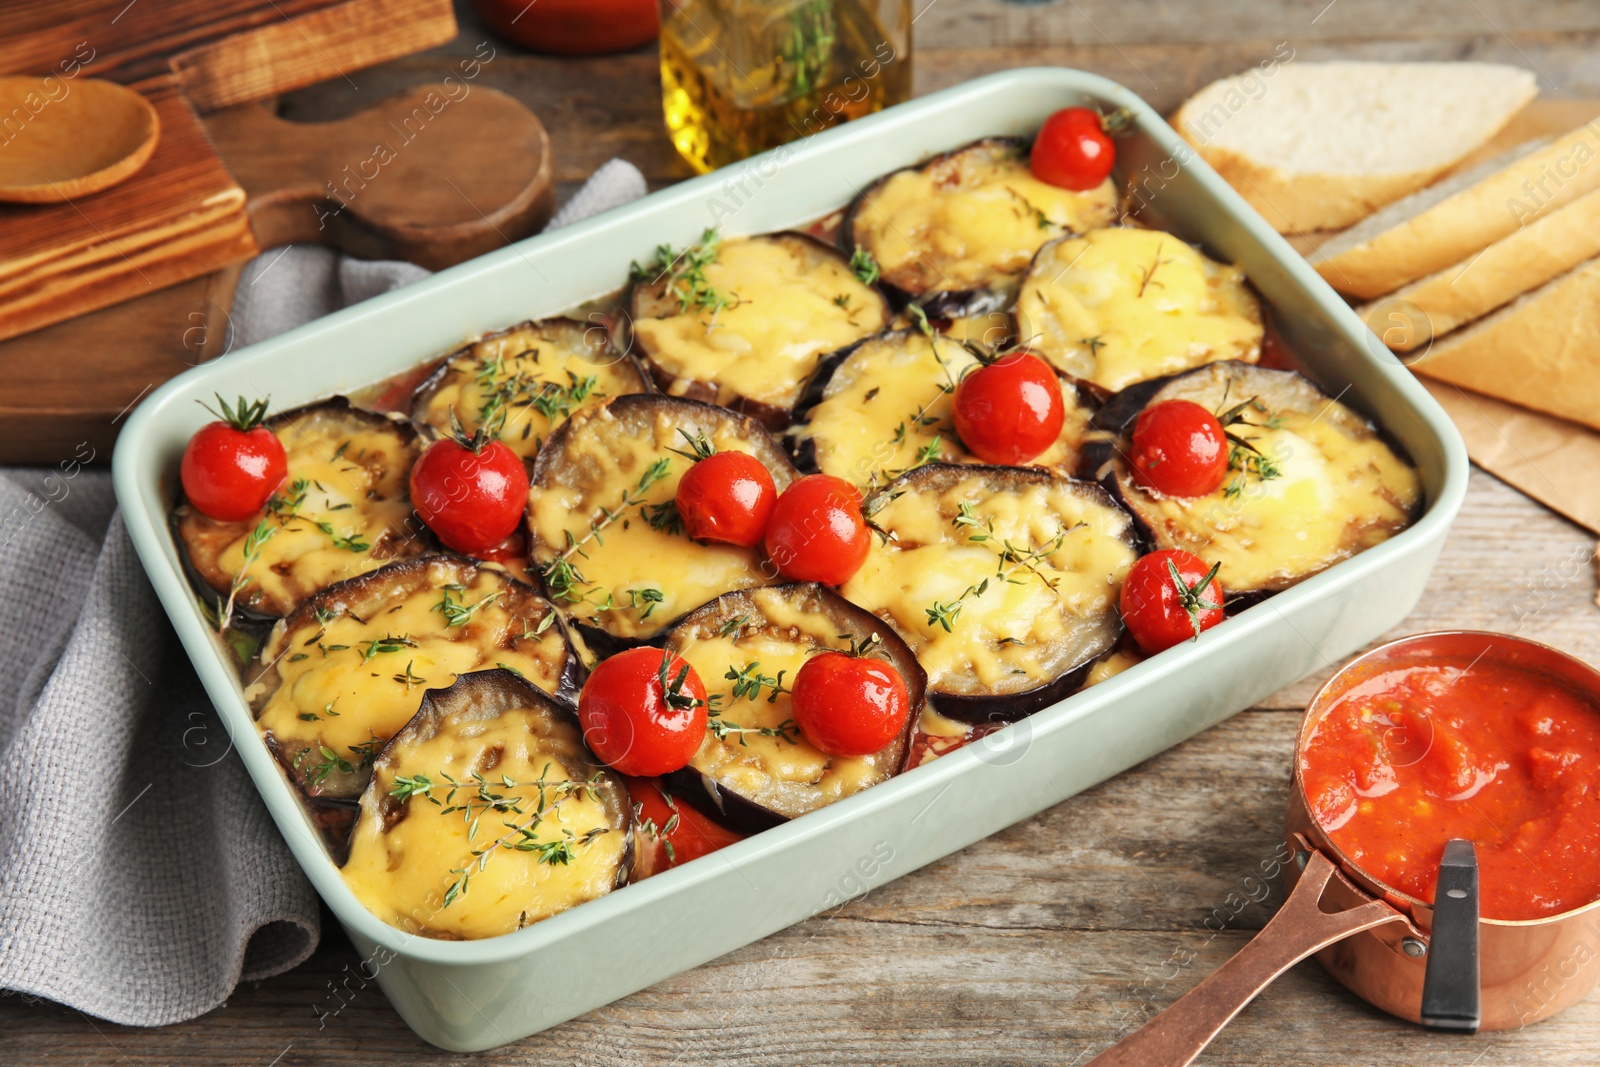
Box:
[1420,838,1480,1032]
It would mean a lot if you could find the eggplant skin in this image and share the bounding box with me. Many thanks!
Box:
[408,316,651,466]
[526,393,800,649]
[844,463,1140,725]
[247,554,583,803]
[660,583,926,833]
[344,669,633,939]
[841,136,1119,314]
[1095,361,1423,598]
[174,397,430,624]
[629,232,890,431]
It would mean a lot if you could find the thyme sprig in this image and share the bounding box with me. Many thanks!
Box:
[849,245,881,286]
[217,518,277,632]
[361,633,417,663]
[1215,392,1283,500]
[725,661,791,703]
[296,736,384,787]
[631,228,738,325]
[434,585,503,627]
[388,765,610,907]
[541,457,673,603]
[925,504,1069,632]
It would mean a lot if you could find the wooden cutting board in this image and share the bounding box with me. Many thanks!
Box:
[0,0,457,344]
[0,84,555,464]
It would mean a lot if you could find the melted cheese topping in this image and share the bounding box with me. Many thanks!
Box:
[842,474,1136,694]
[1084,647,1143,687]
[1127,407,1420,593]
[633,236,886,409]
[796,331,1092,488]
[674,589,891,817]
[1015,228,1263,392]
[856,142,1118,295]
[211,411,422,616]
[527,403,783,640]
[415,319,645,462]
[343,715,624,939]
[252,567,569,757]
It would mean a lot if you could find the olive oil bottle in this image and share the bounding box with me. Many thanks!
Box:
[660,0,913,173]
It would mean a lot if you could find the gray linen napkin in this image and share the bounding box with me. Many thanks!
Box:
[0,159,647,1026]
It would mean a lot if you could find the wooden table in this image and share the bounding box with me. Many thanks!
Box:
[7,2,1600,1062]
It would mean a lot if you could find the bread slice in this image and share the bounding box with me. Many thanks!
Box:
[1174,62,1537,235]
[1360,186,1600,352]
[1314,120,1600,298]
[1408,258,1600,431]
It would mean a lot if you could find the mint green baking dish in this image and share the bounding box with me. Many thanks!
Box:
[113,68,1468,1051]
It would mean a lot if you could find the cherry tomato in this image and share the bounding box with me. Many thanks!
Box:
[675,450,777,547]
[180,395,287,522]
[1128,400,1230,498]
[626,777,744,873]
[409,433,530,555]
[1031,106,1118,191]
[579,648,708,776]
[790,651,910,757]
[1119,549,1225,655]
[952,352,1066,465]
[764,474,871,586]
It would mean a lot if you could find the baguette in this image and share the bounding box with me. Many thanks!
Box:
[1360,186,1600,352]
[1408,258,1600,431]
[1313,118,1600,299]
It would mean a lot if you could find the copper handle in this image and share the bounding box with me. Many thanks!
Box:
[1086,850,1406,1067]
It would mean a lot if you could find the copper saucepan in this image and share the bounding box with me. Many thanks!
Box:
[1089,631,1600,1067]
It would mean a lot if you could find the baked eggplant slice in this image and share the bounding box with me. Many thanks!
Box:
[175,398,429,621]
[842,464,1139,723]
[843,137,1120,316]
[1014,228,1264,394]
[661,583,926,832]
[1091,361,1422,597]
[629,231,889,430]
[791,328,1095,488]
[409,316,650,465]
[527,394,799,649]
[342,669,632,940]
[246,555,582,801]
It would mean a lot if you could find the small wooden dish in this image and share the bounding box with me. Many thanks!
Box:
[0,76,160,203]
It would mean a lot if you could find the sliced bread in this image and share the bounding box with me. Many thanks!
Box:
[1408,258,1600,431]
[1360,186,1600,352]
[1314,120,1600,299]
[1174,61,1537,235]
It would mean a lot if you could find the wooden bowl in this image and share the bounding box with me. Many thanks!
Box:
[0,76,160,203]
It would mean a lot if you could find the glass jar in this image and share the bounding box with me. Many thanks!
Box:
[659,0,913,173]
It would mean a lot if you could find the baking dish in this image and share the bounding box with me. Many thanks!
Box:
[113,67,1469,1051]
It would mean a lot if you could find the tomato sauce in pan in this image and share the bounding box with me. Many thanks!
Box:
[1300,656,1600,921]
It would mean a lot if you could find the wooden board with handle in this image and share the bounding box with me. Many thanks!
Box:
[0,83,555,465]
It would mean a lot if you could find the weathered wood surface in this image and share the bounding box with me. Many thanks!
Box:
[6,2,1600,1062]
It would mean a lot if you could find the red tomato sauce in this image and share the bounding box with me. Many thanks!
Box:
[1300,657,1600,921]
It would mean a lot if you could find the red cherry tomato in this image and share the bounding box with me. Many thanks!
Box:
[790,651,910,757]
[764,474,871,586]
[1128,400,1230,498]
[1031,106,1118,191]
[180,396,287,522]
[626,777,744,873]
[1119,549,1225,655]
[409,435,530,555]
[675,450,777,547]
[952,352,1066,465]
[579,648,708,776]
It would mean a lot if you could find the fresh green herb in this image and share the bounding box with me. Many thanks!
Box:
[640,498,683,535]
[434,588,503,627]
[1136,240,1172,298]
[361,633,416,663]
[631,228,736,323]
[392,660,427,687]
[301,736,383,787]
[716,614,751,638]
[849,246,880,286]
[707,711,801,747]
[217,518,277,632]
[540,457,674,604]
[725,661,791,703]
[925,505,1069,631]
[627,587,666,620]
